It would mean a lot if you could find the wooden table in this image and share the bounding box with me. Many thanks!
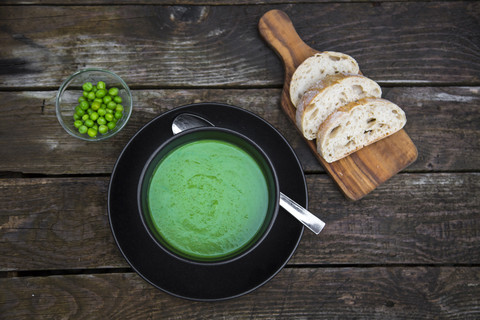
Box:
[1,1,479,318]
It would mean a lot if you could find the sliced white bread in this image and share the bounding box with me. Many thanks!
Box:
[296,73,382,140]
[317,98,407,163]
[290,51,360,108]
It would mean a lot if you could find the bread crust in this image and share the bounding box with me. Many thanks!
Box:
[289,51,408,163]
[316,98,407,163]
[296,74,382,140]
[289,51,360,107]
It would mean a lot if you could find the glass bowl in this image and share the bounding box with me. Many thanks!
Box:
[56,69,132,141]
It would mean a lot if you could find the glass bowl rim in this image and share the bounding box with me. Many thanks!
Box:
[55,68,133,141]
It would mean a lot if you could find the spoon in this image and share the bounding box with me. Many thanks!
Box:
[171,113,325,234]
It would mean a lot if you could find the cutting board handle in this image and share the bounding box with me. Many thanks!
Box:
[259,10,318,74]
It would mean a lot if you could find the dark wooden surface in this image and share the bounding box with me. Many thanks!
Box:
[1,1,479,319]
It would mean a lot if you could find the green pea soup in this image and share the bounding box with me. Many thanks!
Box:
[141,130,277,262]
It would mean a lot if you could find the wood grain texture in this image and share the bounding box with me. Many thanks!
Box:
[0,3,478,88]
[0,178,122,271]
[0,86,478,175]
[1,267,479,319]
[295,172,480,265]
[0,0,436,4]
[0,1,478,318]
[1,173,478,271]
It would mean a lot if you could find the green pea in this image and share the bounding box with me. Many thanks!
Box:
[98,124,108,134]
[108,87,119,96]
[96,89,107,98]
[90,112,99,121]
[97,81,106,90]
[97,117,106,125]
[75,108,85,117]
[82,82,93,91]
[91,101,101,111]
[105,113,114,122]
[107,121,116,130]
[78,125,88,134]
[80,101,89,110]
[87,128,97,138]
[74,120,83,128]
[107,101,117,109]
[103,95,112,104]
[74,81,125,137]
[85,119,94,128]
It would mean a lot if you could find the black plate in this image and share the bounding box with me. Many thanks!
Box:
[108,103,306,301]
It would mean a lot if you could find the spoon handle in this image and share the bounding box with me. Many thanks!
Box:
[279,192,325,234]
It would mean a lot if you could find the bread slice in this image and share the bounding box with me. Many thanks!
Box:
[290,51,360,108]
[296,74,382,140]
[317,98,407,163]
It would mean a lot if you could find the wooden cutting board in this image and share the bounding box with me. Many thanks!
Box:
[258,9,418,201]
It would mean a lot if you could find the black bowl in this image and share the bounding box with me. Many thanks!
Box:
[138,127,280,265]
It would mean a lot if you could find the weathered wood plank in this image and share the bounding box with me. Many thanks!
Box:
[1,173,478,271]
[0,267,479,319]
[0,177,121,271]
[0,0,443,5]
[0,3,478,88]
[381,86,480,173]
[295,172,480,265]
[0,87,478,174]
